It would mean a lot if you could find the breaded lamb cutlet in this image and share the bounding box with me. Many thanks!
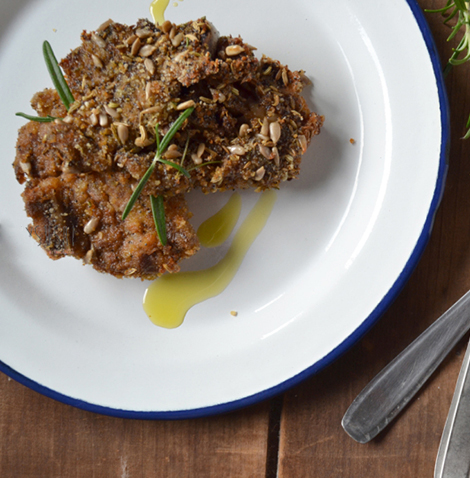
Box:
[13,17,323,279]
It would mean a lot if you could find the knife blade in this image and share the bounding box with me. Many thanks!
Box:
[342,289,470,443]
[435,336,470,478]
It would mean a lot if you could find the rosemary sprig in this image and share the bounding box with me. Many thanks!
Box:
[121,107,194,224]
[151,195,167,246]
[16,41,74,122]
[427,0,470,138]
[15,112,56,123]
[42,40,75,110]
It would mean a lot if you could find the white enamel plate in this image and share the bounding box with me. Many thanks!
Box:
[0,0,448,417]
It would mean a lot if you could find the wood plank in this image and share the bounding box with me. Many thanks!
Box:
[0,373,270,478]
[278,0,470,476]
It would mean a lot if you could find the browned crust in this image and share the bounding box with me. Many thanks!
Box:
[13,17,323,279]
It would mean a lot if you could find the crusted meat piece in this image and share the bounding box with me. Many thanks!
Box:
[13,17,322,279]
[21,173,198,279]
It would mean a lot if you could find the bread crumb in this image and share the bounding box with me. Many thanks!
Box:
[230,310,238,317]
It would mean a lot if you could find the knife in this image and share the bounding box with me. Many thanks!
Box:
[342,289,470,443]
[434,336,470,478]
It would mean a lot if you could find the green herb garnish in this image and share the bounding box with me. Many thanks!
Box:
[151,195,168,246]
[15,112,56,123]
[42,40,75,110]
[16,41,74,122]
[427,0,470,138]
[121,107,194,226]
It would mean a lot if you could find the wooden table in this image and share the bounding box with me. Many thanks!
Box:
[2,1,469,476]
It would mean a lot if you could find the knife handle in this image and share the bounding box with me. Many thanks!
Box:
[342,289,470,443]
[434,337,470,478]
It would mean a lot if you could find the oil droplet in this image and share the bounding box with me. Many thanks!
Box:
[197,193,242,248]
[143,191,277,328]
[150,0,170,25]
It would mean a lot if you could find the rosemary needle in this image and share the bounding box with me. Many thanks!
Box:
[42,40,75,110]
[15,112,56,123]
[121,107,194,222]
[151,195,167,246]
[427,0,470,138]
[17,41,74,122]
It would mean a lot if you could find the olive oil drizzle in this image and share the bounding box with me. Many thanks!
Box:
[150,0,170,25]
[197,193,242,248]
[143,191,277,328]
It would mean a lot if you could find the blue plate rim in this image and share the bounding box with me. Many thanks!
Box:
[0,0,450,419]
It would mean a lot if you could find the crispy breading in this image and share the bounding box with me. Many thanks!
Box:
[13,17,322,279]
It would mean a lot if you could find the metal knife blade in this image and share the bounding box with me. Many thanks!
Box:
[435,336,470,478]
[342,289,470,444]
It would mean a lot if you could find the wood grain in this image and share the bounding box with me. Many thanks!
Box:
[0,374,270,477]
[278,1,470,477]
[1,1,469,477]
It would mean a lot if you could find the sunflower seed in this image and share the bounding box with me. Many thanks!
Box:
[117,123,129,144]
[239,124,250,137]
[124,34,137,46]
[136,28,153,39]
[269,121,281,144]
[197,143,206,158]
[97,19,114,32]
[92,54,103,68]
[228,145,246,156]
[176,99,195,110]
[99,113,108,127]
[144,58,155,75]
[298,134,308,153]
[84,217,100,234]
[161,20,172,33]
[225,45,244,56]
[191,153,202,165]
[104,104,120,119]
[131,38,142,56]
[254,166,265,181]
[163,149,183,159]
[171,32,184,47]
[91,32,106,48]
[272,146,280,167]
[259,144,271,159]
[139,44,157,57]
[261,117,269,137]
